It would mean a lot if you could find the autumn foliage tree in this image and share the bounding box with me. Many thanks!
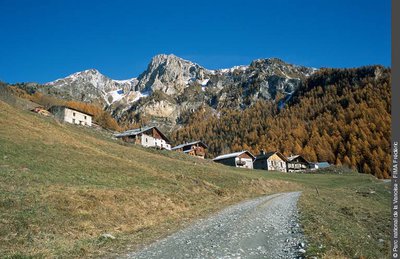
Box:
[171,66,391,179]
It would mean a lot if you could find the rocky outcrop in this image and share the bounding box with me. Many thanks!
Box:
[135,54,210,95]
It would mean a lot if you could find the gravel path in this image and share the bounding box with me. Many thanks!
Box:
[127,192,305,259]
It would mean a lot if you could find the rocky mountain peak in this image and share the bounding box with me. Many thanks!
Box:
[249,58,316,80]
[44,69,137,104]
[136,54,208,95]
[251,57,285,65]
[78,68,101,74]
[47,68,103,84]
[150,53,183,63]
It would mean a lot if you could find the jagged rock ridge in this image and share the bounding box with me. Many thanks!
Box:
[44,69,138,104]
[44,54,317,131]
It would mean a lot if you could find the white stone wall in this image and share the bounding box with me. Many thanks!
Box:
[267,160,287,172]
[141,134,171,150]
[235,157,253,169]
[64,108,92,126]
[141,134,156,147]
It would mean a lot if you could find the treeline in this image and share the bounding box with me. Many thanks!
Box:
[4,84,122,131]
[171,66,391,179]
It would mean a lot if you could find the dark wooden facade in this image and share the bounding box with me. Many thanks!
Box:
[114,126,171,150]
[213,151,255,169]
[172,141,207,159]
[254,151,287,172]
[287,155,310,172]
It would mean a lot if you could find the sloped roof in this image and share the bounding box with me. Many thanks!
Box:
[287,155,299,161]
[287,154,309,163]
[213,150,255,161]
[172,141,208,150]
[256,151,287,161]
[114,126,170,142]
[48,105,94,116]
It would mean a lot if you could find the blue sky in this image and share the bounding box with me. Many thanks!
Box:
[0,0,391,84]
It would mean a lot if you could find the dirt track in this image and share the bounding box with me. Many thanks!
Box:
[127,192,305,259]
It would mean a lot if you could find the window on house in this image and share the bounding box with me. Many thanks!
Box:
[73,112,76,117]
[84,115,87,119]
[146,138,148,143]
[72,119,75,123]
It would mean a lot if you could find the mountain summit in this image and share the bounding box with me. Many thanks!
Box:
[44,69,138,104]
[135,54,210,95]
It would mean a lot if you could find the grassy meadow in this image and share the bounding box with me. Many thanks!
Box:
[0,97,391,258]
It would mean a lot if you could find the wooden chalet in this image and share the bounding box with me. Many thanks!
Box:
[287,155,310,172]
[114,126,171,150]
[171,141,208,159]
[253,150,287,172]
[213,150,255,169]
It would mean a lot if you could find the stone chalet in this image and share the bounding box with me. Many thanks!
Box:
[48,106,92,126]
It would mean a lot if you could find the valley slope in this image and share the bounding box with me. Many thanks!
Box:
[172,66,391,178]
[34,55,391,178]
[0,95,391,258]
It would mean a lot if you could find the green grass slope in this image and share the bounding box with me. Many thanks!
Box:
[0,99,391,258]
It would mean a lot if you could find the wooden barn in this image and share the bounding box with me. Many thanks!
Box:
[172,141,208,159]
[114,126,171,150]
[253,150,287,172]
[213,151,255,169]
[287,155,310,172]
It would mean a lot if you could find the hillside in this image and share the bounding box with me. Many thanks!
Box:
[0,97,298,257]
[10,56,391,180]
[172,66,391,179]
[0,94,391,258]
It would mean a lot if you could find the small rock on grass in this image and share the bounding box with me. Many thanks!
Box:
[100,233,116,240]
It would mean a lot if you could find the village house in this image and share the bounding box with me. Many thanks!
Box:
[213,150,255,169]
[287,155,310,172]
[114,126,171,150]
[171,141,208,159]
[253,150,287,172]
[48,105,92,126]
